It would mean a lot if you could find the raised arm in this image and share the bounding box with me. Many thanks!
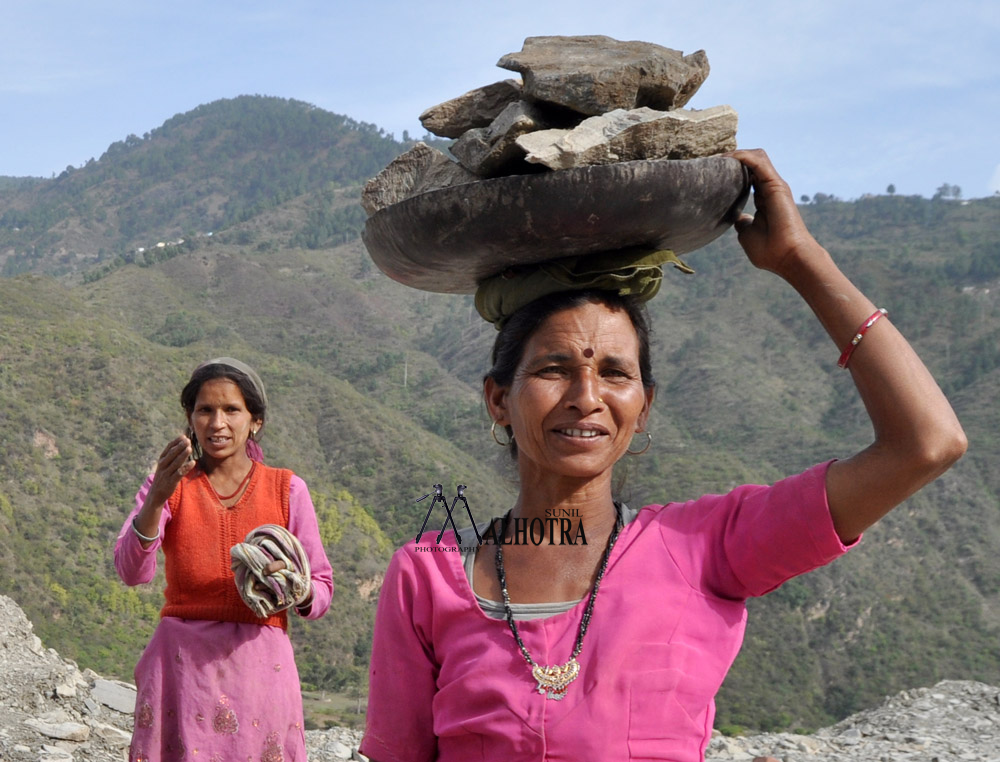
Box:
[729,149,967,542]
[132,435,195,543]
[115,436,195,584]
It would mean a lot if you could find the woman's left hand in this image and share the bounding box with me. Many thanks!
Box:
[727,148,822,279]
[728,148,967,542]
[264,560,286,575]
[261,558,314,614]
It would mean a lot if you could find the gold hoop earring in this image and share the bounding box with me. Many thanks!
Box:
[626,431,652,456]
[491,421,512,447]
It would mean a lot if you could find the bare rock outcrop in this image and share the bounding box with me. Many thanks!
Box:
[0,594,135,761]
[706,680,1000,762]
[0,594,370,761]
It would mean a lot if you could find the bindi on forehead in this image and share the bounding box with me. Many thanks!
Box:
[583,348,594,358]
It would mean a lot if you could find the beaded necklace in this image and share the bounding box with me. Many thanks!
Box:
[494,505,622,700]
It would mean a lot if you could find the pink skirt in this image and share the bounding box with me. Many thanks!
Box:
[130,617,307,762]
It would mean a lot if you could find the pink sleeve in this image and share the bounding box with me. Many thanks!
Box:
[360,548,439,762]
[289,475,334,620]
[113,475,171,586]
[657,461,858,600]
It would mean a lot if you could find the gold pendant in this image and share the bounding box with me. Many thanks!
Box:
[531,657,580,700]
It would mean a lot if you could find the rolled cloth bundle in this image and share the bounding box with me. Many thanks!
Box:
[230,524,312,618]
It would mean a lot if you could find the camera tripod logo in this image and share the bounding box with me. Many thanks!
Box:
[414,484,481,545]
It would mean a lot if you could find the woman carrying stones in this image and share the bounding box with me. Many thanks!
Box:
[114,357,333,762]
[359,150,966,761]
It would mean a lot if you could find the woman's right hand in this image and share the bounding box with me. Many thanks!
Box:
[148,436,195,502]
[134,436,194,543]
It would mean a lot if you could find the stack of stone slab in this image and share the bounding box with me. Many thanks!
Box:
[362,35,737,215]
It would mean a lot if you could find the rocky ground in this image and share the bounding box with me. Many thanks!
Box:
[2,593,997,761]
[706,681,1000,762]
[0,594,364,762]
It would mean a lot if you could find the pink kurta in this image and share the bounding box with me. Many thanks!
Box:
[361,462,855,762]
[114,472,333,762]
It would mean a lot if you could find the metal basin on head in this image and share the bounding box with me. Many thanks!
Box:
[362,155,751,294]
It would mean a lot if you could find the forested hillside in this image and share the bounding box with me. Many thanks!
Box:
[1,96,998,732]
[0,96,403,278]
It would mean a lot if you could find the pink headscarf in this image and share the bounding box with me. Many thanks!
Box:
[246,438,265,463]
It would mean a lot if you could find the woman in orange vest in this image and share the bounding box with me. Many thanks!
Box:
[114,357,334,762]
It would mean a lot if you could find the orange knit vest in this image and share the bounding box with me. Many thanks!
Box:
[161,464,292,629]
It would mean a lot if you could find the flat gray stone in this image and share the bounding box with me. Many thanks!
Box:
[90,721,133,748]
[517,105,738,169]
[498,35,709,116]
[24,718,90,742]
[91,678,136,714]
[39,745,74,761]
[419,79,523,138]
[450,100,553,176]
[361,143,478,215]
[330,739,352,759]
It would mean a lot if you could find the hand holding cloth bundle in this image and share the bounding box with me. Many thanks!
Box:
[231,524,312,617]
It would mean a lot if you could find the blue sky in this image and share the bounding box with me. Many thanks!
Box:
[3,0,998,200]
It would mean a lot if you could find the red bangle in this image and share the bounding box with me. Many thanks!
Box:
[838,308,888,369]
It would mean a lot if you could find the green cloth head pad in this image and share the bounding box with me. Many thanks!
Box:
[474,247,693,328]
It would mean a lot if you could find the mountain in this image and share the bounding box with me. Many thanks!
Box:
[0,95,405,278]
[1,95,999,732]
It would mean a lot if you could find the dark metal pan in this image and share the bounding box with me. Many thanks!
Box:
[362,155,750,294]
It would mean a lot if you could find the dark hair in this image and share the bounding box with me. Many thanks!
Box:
[484,289,656,459]
[180,364,267,459]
